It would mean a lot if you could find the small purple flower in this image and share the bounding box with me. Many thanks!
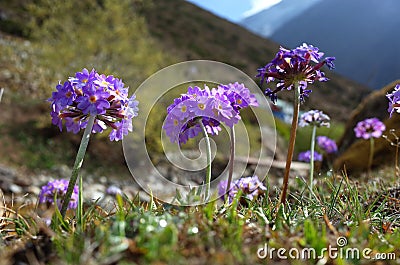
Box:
[106,185,122,196]
[299,110,330,127]
[354,118,386,139]
[39,179,79,210]
[65,117,87,134]
[163,83,258,144]
[217,82,259,111]
[76,89,110,115]
[50,106,63,131]
[257,43,335,104]
[298,150,323,163]
[178,122,203,144]
[387,84,400,117]
[51,81,76,109]
[49,68,138,141]
[218,176,266,204]
[193,96,214,117]
[316,136,338,154]
[72,68,96,88]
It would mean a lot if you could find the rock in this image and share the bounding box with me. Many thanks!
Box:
[0,164,32,192]
[334,80,400,173]
[27,185,41,195]
[9,183,23,194]
[84,183,105,202]
[51,164,71,179]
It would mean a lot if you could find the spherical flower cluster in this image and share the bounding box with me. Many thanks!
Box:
[257,43,335,103]
[39,179,78,210]
[298,150,323,163]
[49,68,139,141]
[387,84,400,117]
[354,117,386,139]
[299,110,330,127]
[163,83,258,144]
[316,136,338,154]
[218,176,267,204]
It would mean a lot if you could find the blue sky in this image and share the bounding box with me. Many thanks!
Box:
[186,0,282,22]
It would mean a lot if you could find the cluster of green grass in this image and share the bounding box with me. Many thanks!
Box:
[1,169,399,264]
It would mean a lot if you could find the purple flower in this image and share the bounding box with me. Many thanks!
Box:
[163,83,258,144]
[354,118,386,139]
[257,43,335,104]
[51,81,76,110]
[316,136,338,154]
[299,110,330,127]
[298,150,323,163]
[65,117,87,134]
[387,84,400,117]
[217,82,259,111]
[49,68,139,141]
[218,176,267,204]
[39,179,79,210]
[76,89,110,115]
[106,185,122,196]
[193,95,214,117]
[72,68,96,88]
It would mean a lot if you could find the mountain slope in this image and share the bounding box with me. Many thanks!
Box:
[0,0,371,121]
[242,0,400,90]
[142,0,371,121]
[0,0,373,175]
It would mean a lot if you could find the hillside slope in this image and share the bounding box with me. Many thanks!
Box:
[142,0,371,121]
[0,0,374,175]
[0,0,372,121]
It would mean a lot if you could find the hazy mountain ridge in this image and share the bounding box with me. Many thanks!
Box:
[241,0,400,90]
[241,0,322,37]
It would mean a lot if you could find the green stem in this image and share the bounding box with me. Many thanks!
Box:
[309,125,317,191]
[395,140,399,178]
[368,137,374,177]
[0,88,4,103]
[199,120,212,201]
[60,115,96,218]
[278,84,301,207]
[226,126,235,202]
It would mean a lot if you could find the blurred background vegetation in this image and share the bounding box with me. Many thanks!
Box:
[0,0,175,177]
[0,0,368,178]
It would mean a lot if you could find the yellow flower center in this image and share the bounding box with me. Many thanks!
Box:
[173,119,179,126]
[236,99,242,105]
[89,95,97,103]
[181,105,187,113]
[198,103,205,110]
